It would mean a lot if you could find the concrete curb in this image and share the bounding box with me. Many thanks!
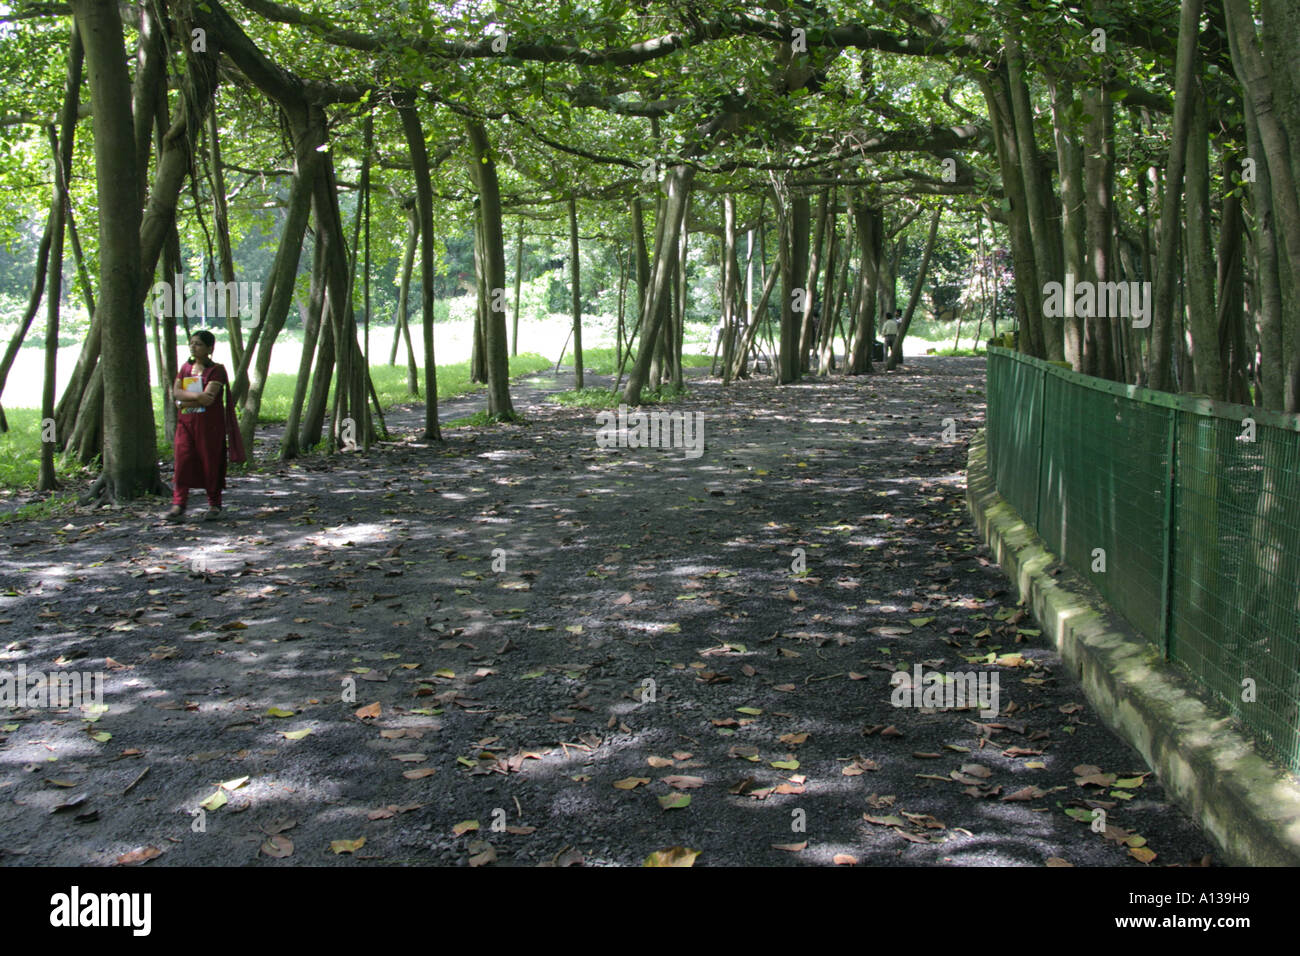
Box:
[966,428,1300,866]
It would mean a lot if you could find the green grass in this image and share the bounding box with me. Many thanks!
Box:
[0,492,80,525]
[444,410,525,429]
[550,383,691,409]
[562,347,714,377]
[933,347,986,357]
[0,409,92,492]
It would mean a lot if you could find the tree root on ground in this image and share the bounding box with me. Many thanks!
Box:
[78,471,172,506]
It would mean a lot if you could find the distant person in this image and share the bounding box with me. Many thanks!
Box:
[881,311,900,359]
[165,330,245,522]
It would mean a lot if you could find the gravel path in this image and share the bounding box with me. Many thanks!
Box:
[0,357,1216,866]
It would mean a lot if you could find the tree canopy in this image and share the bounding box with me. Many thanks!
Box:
[1,0,1298,497]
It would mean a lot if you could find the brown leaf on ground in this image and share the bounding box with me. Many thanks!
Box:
[468,841,497,867]
[728,777,756,795]
[260,835,294,858]
[661,775,704,790]
[842,757,879,775]
[901,811,945,829]
[1075,773,1118,788]
[1001,786,1048,801]
[114,846,162,866]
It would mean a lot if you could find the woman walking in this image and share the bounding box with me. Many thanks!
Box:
[165,330,245,521]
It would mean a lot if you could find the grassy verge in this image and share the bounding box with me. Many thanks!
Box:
[548,347,713,377]
[550,383,690,409]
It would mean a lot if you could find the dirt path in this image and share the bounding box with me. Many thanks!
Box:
[0,357,1215,866]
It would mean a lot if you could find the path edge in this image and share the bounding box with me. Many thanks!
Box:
[965,428,1300,867]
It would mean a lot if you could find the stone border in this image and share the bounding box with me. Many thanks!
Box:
[966,428,1300,866]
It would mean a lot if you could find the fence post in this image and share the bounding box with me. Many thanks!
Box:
[1033,362,1047,530]
[1157,407,1178,659]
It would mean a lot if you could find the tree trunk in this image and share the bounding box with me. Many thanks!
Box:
[72,0,167,502]
[1007,29,1064,360]
[721,194,738,385]
[238,104,321,454]
[398,103,442,439]
[281,233,328,460]
[888,206,941,370]
[465,120,515,419]
[849,196,882,374]
[624,165,693,405]
[1186,80,1222,398]
[777,190,809,384]
[1243,90,1286,409]
[1050,75,1087,369]
[981,68,1045,357]
[41,103,76,489]
[1150,0,1205,391]
[206,110,243,371]
[674,218,687,390]
[799,189,829,372]
[1225,0,1300,410]
[569,195,584,390]
[512,218,525,356]
[1217,188,1248,403]
[470,205,488,384]
[391,203,420,394]
[1083,85,1119,381]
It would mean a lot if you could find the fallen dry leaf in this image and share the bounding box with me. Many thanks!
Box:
[644,847,700,867]
[260,835,294,858]
[661,775,704,790]
[114,846,162,866]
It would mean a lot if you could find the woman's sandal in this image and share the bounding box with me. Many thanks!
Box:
[202,507,223,521]
[164,506,186,522]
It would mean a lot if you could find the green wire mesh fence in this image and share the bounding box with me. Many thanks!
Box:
[986,347,1300,775]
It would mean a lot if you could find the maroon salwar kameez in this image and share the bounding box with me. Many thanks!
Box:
[172,362,246,507]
